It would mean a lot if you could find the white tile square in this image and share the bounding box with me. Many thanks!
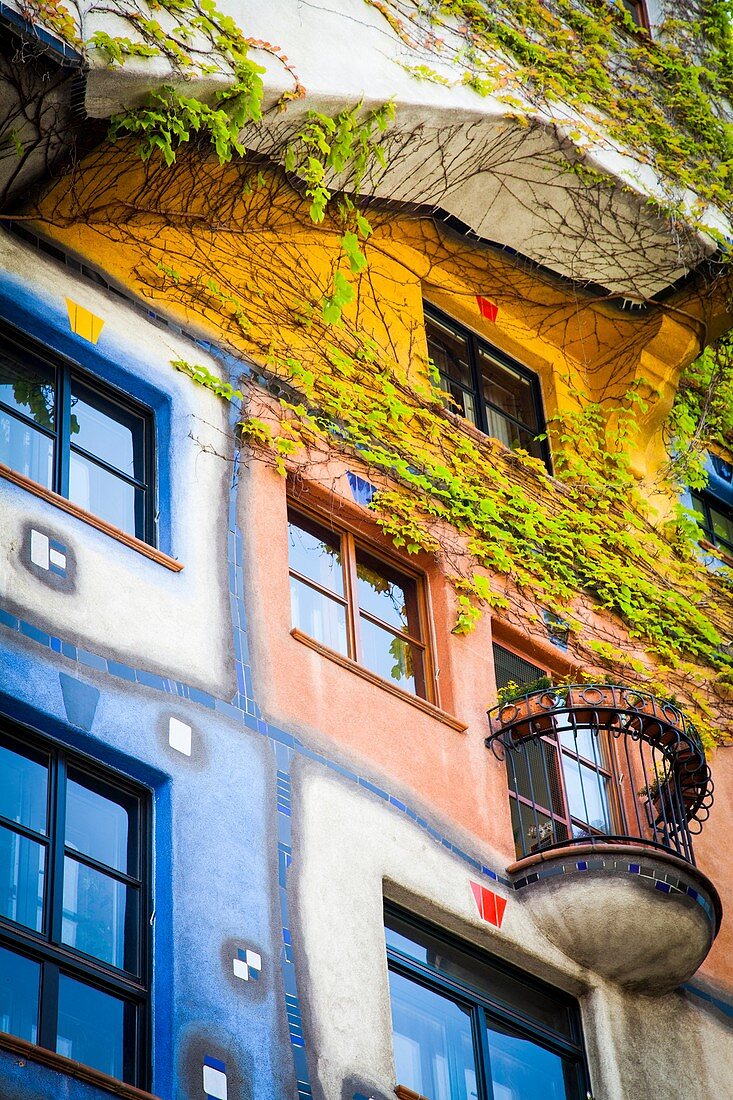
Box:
[49,548,66,569]
[232,957,249,980]
[168,717,192,756]
[203,1065,228,1099]
[245,950,261,971]
[30,530,49,570]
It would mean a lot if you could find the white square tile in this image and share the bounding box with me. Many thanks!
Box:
[232,957,249,980]
[49,548,66,569]
[245,950,261,971]
[203,1065,227,1099]
[168,717,192,756]
[30,530,49,570]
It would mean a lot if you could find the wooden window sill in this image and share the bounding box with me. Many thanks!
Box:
[290,628,466,733]
[0,463,183,572]
[395,1086,432,1100]
[700,537,733,569]
[0,1031,159,1099]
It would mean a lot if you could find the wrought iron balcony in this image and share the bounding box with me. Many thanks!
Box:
[486,684,721,991]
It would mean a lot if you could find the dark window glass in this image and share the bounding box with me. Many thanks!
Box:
[0,727,148,1087]
[0,946,40,1043]
[425,306,549,468]
[0,324,154,544]
[56,975,125,1078]
[690,491,733,556]
[621,0,647,27]
[288,508,430,699]
[386,907,588,1100]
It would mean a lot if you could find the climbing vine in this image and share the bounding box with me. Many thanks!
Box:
[5,0,733,743]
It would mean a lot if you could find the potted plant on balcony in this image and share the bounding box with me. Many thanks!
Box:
[495,676,559,737]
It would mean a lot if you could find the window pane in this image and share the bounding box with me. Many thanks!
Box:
[355,550,415,634]
[0,946,40,1043]
[69,381,144,479]
[290,575,348,655]
[288,513,344,596]
[0,409,54,488]
[0,353,55,429]
[562,758,612,835]
[506,739,564,817]
[559,725,602,764]
[385,911,574,1038]
[487,1021,573,1100]
[510,799,569,860]
[57,975,125,1079]
[710,504,733,551]
[62,856,135,971]
[69,450,139,535]
[389,969,478,1100]
[0,742,48,833]
[66,779,131,874]
[426,317,473,390]
[0,824,45,931]
[479,351,538,432]
[359,615,423,695]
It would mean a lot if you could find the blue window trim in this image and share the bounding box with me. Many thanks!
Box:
[0,287,174,556]
[385,903,590,1100]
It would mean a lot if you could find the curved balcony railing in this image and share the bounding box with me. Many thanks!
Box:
[486,684,714,866]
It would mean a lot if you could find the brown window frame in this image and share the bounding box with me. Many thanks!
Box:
[288,503,435,702]
[492,642,624,856]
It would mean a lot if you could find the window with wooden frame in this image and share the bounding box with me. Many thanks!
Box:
[690,490,733,559]
[492,643,618,858]
[621,0,649,29]
[287,505,431,699]
[0,722,150,1087]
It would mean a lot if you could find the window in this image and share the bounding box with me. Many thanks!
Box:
[0,724,149,1086]
[621,0,648,28]
[492,644,615,858]
[0,323,154,543]
[288,506,431,699]
[424,304,550,469]
[386,906,589,1100]
[690,491,733,558]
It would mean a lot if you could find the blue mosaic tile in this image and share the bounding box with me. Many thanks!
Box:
[576,861,588,871]
[107,659,136,683]
[655,881,671,893]
[50,637,62,653]
[20,621,50,646]
[629,863,640,873]
[358,777,389,800]
[187,686,216,708]
[60,641,77,660]
[76,647,105,671]
[687,886,699,901]
[0,607,19,630]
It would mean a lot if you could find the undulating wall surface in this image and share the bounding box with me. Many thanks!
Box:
[2,220,733,1100]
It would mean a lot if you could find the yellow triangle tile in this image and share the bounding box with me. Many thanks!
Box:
[65,298,105,344]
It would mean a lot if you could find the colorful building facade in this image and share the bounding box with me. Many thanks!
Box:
[2,2,733,1099]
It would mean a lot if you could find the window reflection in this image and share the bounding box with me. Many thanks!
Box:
[57,975,125,1079]
[0,945,40,1043]
[389,970,478,1100]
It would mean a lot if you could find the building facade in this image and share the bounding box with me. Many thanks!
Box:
[1,1,733,1099]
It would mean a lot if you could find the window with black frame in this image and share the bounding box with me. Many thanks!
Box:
[690,490,733,558]
[385,906,590,1100]
[0,323,154,544]
[424,305,550,470]
[0,724,149,1086]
